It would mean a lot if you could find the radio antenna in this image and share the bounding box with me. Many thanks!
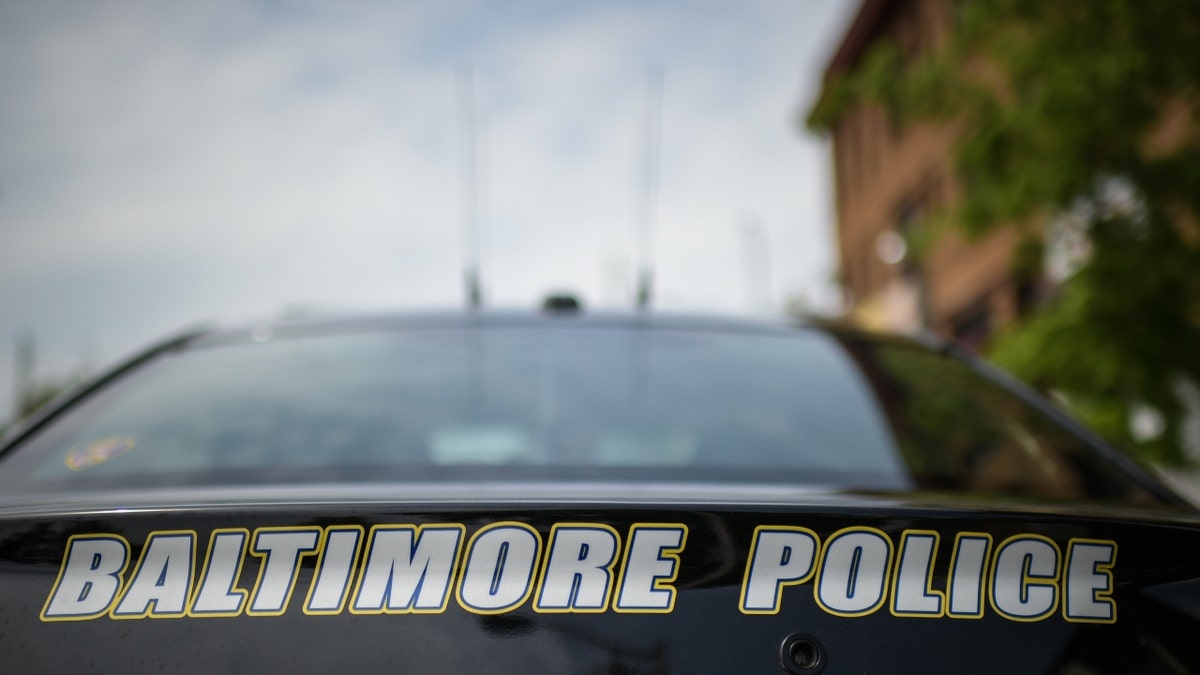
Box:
[458,65,483,309]
[635,66,663,310]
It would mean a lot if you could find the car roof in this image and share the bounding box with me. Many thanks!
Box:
[212,307,819,337]
[186,306,939,353]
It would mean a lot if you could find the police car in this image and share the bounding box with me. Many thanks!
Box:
[0,308,1197,673]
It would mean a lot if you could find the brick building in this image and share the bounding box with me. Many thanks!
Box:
[816,0,1030,348]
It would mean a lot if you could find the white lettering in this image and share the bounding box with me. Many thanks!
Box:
[535,525,619,612]
[352,525,463,613]
[947,534,991,618]
[112,532,195,618]
[1064,539,1116,623]
[306,527,363,614]
[190,530,248,616]
[891,531,943,616]
[991,536,1059,621]
[42,535,129,620]
[247,528,320,615]
[816,528,892,616]
[614,525,687,612]
[739,527,819,614]
[458,523,541,613]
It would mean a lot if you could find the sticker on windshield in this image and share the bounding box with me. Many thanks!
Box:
[64,436,136,471]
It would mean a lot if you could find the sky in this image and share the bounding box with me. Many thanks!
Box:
[0,0,858,424]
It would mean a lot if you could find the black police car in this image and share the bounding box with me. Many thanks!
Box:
[0,309,1197,673]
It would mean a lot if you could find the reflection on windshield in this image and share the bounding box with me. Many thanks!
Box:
[0,325,1160,505]
[835,337,1146,502]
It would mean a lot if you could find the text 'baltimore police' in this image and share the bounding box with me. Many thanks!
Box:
[40,522,1116,624]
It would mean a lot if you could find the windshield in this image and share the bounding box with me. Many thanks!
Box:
[0,323,1161,505]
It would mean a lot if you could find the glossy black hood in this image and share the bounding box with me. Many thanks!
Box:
[3,491,1199,673]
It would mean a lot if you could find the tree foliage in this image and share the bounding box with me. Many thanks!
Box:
[809,0,1200,464]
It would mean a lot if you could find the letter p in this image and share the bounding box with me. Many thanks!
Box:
[740,528,819,614]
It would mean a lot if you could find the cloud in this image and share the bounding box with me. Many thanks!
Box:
[0,0,856,422]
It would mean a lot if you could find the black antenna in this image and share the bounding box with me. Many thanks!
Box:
[635,66,663,310]
[458,66,482,309]
[14,331,34,419]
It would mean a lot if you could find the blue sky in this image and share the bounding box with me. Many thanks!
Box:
[0,0,857,423]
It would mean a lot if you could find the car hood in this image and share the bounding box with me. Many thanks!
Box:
[3,484,1200,673]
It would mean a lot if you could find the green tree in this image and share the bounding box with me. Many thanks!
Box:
[809,0,1200,464]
